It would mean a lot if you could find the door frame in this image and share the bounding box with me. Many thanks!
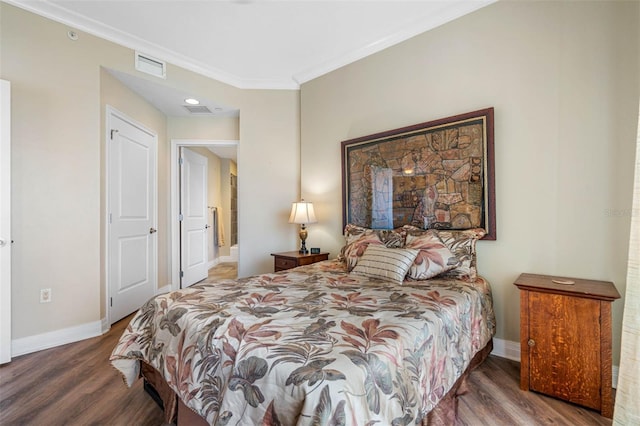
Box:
[0,80,11,363]
[105,105,158,325]
[170,139,238,291]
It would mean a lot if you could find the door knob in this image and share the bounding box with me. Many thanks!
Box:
[149,227,157,234]
[528,339,535,347]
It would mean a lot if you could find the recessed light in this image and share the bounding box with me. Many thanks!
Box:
[184,98,200,105]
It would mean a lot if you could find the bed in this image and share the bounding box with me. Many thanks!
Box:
[111,225,495,425]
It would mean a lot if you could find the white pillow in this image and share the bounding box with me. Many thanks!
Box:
[351,245,418,284]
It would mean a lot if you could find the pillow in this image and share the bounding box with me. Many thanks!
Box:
[404,230,460,280]
[403,226,486,281]
[339,224,405,271]
[351,245,418,284]
[434,228,486,281]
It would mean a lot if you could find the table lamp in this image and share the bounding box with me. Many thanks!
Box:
[288,200,317,254]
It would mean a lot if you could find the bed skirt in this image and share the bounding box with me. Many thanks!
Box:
[423,339,493,425]
[140,338,493,426]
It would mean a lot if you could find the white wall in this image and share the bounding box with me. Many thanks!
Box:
[300,1,640,365]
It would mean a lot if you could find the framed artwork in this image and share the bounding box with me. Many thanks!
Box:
[341,107,496,240]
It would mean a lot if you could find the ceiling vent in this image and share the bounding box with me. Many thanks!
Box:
[135,51,166,79]
[183,105,213,114]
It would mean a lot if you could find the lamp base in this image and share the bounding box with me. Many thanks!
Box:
[299,225,309,254]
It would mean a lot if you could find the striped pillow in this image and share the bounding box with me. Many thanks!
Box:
[351,245,418,284]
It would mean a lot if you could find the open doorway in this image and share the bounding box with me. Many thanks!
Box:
[171,139,238,290]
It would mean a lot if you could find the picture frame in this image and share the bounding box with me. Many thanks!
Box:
[341,107,496,240]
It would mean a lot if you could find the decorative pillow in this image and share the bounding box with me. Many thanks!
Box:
[403,226,486,281]
[339,224,406,271]
[351,245,418,284]
[435,228,486,281]
[404,230,460,280]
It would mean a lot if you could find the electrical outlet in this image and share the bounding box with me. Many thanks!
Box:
[40,288,52,303]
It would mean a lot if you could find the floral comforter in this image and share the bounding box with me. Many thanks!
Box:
[110,260,495,425]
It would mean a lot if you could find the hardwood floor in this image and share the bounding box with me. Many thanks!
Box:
[0,314,165,426]
[458,356,612,426]
[206,262,238,281]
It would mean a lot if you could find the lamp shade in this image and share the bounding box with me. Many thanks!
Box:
[288,201,317,225]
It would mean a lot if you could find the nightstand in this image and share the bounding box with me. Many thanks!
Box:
[271,251,329,272]
[514,273,620,418]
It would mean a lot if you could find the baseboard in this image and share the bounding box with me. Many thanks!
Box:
[101,316,110,334]
[12,319,104,357]
[490,338,619,389]
[219,255,236,263]
[156,285,172,295]
[491,337,521,362]
[207,258,220,270]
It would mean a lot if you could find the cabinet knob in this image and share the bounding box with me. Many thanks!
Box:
[528,339,535,347]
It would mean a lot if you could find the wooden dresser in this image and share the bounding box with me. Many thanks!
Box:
[514,273,620,418]
[271,251,329,272]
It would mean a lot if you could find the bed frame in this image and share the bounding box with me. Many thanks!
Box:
[141,339,493,425]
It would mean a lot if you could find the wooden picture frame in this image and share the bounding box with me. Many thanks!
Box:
[341,107,496,240]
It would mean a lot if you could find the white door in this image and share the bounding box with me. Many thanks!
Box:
[0,80,11,364]
[108,108,157,323]
[180,148,208,287]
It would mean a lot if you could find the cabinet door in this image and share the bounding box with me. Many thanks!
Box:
[528,292,601,410]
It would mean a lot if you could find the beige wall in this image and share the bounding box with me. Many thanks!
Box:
[1,5,104,336]
[167,116,239,141]
[300,0,640,365]
[238,91,301,272]
[1,3,299,340]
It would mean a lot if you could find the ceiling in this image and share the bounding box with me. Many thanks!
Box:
[8,0,495,90]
